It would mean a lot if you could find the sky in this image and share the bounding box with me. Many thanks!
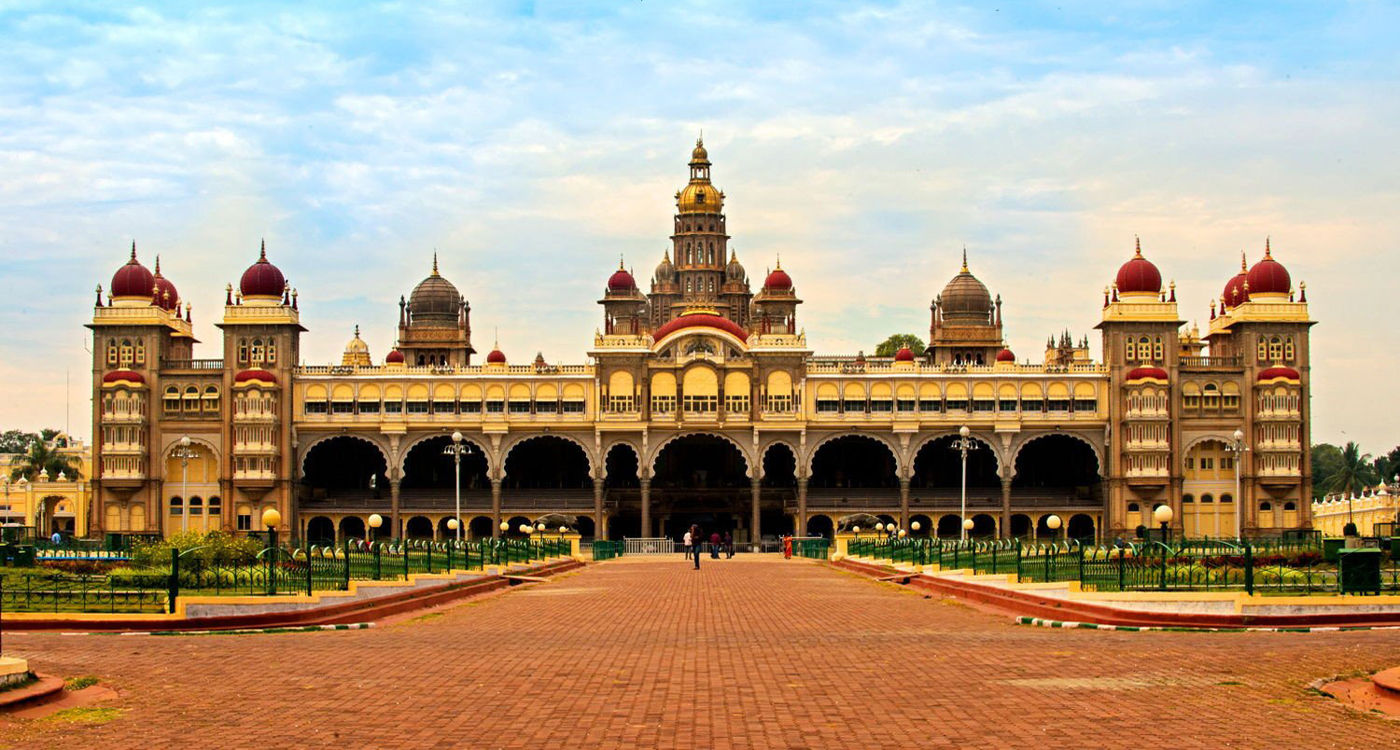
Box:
[0,1,1396,451]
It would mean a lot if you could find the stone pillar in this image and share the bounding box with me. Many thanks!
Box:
[640,477,652,537]
[751,477,762,549]
[390,478,402,540]
[797,476,809,536]
[899,477,911,528]
[491,478,503,538]
[1001,477,1012,539]
[593,477,605,542]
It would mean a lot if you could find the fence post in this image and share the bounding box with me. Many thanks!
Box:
[403,543,409,579]
[1243,542,1254,596]
[168,547,180,614]
[1015,539,1022,581]
[1076,543,1085,585]
[1159,548,1168,592]
[305,542,313,597]
[374,543,382,580]
[1117,548,1125,592]
[342,539,351,590]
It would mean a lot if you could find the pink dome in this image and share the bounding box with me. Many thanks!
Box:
[486,347,507,364]
[239,242,285,298]
[152,257,179,310]
[608,267,636,292]
[385,349,405,364]
[111,244,155,299]
[764,265,793,291]
[1246,240,1290,296]
[894,347,915,362]
[996,348,1015,362]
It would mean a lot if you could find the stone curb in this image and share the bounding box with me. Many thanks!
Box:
[31,623,378,637]
[1014,615,1400,634]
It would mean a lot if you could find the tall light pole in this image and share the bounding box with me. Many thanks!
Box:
[1225,428,1249,541]
[442,431,471,543]
[172,436,197,533]
[952,426,978,541]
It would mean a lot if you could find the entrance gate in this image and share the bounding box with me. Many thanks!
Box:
[624,537,679,554]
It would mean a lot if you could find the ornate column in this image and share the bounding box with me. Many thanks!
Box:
[390,478,402,539]
[593,477,605,541]
[1001,476,1013,539]
[899,477,911,528]
[640,477,652,537]
[797,476,809,536]
[490,477,503,538]
[751,476,762,548]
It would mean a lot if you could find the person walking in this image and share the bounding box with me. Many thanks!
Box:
[723,530,734,558]
[689,524,702,569]
[683,528,693,562]
[709,531,721,559]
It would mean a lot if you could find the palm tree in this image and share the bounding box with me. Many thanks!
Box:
[8,438,82,482]
[1327,442,1376,497]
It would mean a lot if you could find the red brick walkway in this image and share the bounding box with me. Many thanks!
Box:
[4,557,1398,749]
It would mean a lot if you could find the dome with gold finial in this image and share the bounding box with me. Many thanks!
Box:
[152,256,180,311]
[408,253,464,325]
[110,242,155,301]
[1246,238,1291,297]
[939,249,993,320]
[676,137,724,215]
[607,256,637,292]
[1223,251,1249,309]
[1114,237,1162,296]
[342,325,371,366]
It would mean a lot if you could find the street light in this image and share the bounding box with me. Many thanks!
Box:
[442,431,472,543]
[368,513,383,545]
[951,426,978,541]
[447,517,460,540]
[262,507,282,547]
[962,517,975,539]
[1154,504,1174,545]
[910,520,921,533]
[499,520,510,534]
[1045,514,1062,542]
[172,436,198,533]
[1224,428,1250,541]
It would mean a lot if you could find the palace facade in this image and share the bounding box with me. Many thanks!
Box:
[86,140,1317,544]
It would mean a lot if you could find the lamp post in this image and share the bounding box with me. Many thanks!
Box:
[172,436,198,533]
[1045,514,1062,542]
[1154,504,1174,546]
[447,517,459,543]
[962,517,975,540]
[910,520,921,535]
[1225,428,1249,541]
[951,426,977,541]
[367,513,383,545]
[261,507,282,596]
[442,431,471,543]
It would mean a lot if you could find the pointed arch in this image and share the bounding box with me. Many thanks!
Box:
[647,431,753,479]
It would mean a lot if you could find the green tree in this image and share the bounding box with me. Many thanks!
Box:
[1310,443,1342,499]
[0,430,39,454]
[875,334,925,357]
[8,439,83,482]
[1326,442,1376,497]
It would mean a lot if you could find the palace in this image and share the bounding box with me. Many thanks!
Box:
[85,140,1317,545]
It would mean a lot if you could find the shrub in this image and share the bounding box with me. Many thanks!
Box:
[132,531,263,568]
[107,567,170,588]
[39,560,118,576]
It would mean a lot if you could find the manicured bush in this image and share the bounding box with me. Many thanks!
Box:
[131,530,262,567]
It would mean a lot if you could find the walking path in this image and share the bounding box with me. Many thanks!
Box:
[3,557,1398,748]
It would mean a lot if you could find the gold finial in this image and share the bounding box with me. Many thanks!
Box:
[663,247,671,262]
[619,254,626,270]
[730,248,737,262]
[961,246,969,272]
[1134,236,1142,258]
[1264,236,1272,258]
[259,238,266,261]
[432,252,439,276]
[775,253,782,270]
[354,324,360,338]
[1240,250,1247,271]
[698,129,703,146]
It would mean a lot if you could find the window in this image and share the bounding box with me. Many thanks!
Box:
[683,395,717,413]
[208,496,221,516]
[725,394,750,414]
[1152,337,1163,361]
[919,399,942,413]
[431,400,456,414]
[1283,501,1296,511]
[203,385,220,412]
[1220,493,1233,504]
[237,505,252,531]
[1182,494,1194,503]
[1072,398,1096,413]
[384,400,403,414]
[1268,337,1283,362]
[135,340,146,364]
[164,386,181,413]
[972,399,995,413]
[238,339,249,364]
[562,400,585,413]
[1284,337,1295,361]
[1221,456,1234,470]
[869,398,892,413]
[332,400,355,414]
[459,400,480,414]
[266,340,277,364]
[304,400,328,414]
[536,400,558,413]
[842,398,866,413]
[189,496,203,516]
[945,399,968,412]
[358,400,380,414]
[509,400,531,413]
[485,399,504,413]
[106,340,118,365]
[767,395,794,413]
[1046,398,1069,413]
[1019,399,1042,413]
[1202,384,1219,409]
[1201,494,1213,503]
[251,338,265,363]
[120,339,134,365]
[1201,457,1214,471]
[1259,502,1273,512]
[898,399,917,413]
[183,386,200,411]
[169,496,184,513]
[816,397,840,413]
[608,395,635,413]
[1126,339,1137,361]
[1128,503,1140,512]
[1257,336,1267,362]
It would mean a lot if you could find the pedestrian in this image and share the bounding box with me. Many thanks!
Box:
[723,530,734,558]
[689,524,701,569]
[709,531,721,559]
[683,528,693,562]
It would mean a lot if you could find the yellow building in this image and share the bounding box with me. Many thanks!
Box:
[1311,487,1397,536]
[82,141,1318,544]
[0,439,92,537]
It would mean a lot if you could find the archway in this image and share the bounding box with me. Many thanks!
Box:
[505,515,532,538]
[1012,434,1101,488]
[970,513,997,538]
[603,443,640,489]
[911,435,999,489]
[809,435,898,488]
[402,435,489,491]
[575,516,596,539]
[469,516,495,540]
[1009,513,1032,538]
[653,434,749,541]
[340,516,366,540]
[306,516,335,543]
[805,514,834,538]
[405,516,434,539]
[1068,513,1095,541]
[909,513,933,537]
[504,436,591,489]
[759,443,798,545]
[761,443,797,488]
[301,436,389,499]
[937,514,962,539]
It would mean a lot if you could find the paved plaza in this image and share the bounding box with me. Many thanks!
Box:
[4,557,1399,749]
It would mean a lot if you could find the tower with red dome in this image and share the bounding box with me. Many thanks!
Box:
[599,257,649,336]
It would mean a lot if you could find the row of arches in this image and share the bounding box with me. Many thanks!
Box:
[304,514,599,542]
[802,512,1097,540]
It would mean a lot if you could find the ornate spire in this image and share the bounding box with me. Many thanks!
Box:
[1240,250,1248,272]
[259,238,266,261]
[129,241,137,261]
[619,254,626,270]
[775,253,782,270]
[154,255,162,276]
[432,252,440,276]
[1134,235,1142,258]
[961,246,969,272]
[354,324,361,338]
[1264,236,1272,259]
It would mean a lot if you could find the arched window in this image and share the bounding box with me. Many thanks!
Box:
[1257,336,1268,362]
[203,385,220,412]
[135,339,145,364]
[183,385,199,410]
[1126,339,1137,360]
[1284,337,1295,361]
[1127,503,1140,512]
[207,495,221,516]
[1182,494,1194,503]
[1202,383,1220,409]
[1268,337,1283,361]
[266,339,277,364]
[1201,493,1214,503]
[169,496,184,513]
[1138,336,1150,361]
[238,338,249,363]
[1259,501,1273,511]
[164,386,180,412]
[188,496,203,516]
[1220,493,1233,503]
[119,339,134,365]
[106,339,118,365]
[251,338,265,363]
[1283,501,1296,511]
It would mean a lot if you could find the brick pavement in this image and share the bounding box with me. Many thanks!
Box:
[3,556,1398,749]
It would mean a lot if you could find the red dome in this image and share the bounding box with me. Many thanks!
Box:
[111,244,155,299]
[102,369,145,384]
[152,257,179,310]
[240,243,285,298]
[996,348,1015,362]
[486,347,507,364]
[894,347,915,362]
[1125,366,1169,382]
[1115,239,1162,295]
[385,349,405,364]
[653,313,749,342]
[234,368,277,384]
[764,266,792,291]
[1246,240,1290,296]
[1222,273,1249,308]
[607,267,636,292]
[1258,366,1300,382]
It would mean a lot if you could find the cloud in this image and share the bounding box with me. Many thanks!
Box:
[0,1,1396,450]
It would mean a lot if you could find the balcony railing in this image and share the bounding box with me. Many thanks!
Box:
[162,358,226,370]
[1179,356,1243,368]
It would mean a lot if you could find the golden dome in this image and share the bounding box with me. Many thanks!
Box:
[677,182,724,214]
[691,139,710,164]
[342,325,371,366]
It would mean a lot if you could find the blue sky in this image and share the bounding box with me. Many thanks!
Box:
[1,1,1396,450]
